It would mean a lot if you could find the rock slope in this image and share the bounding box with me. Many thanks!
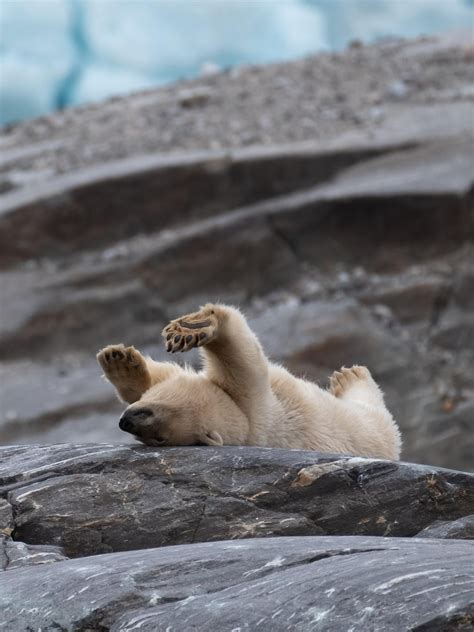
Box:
[2,535,473,631]
[0,34,473,470]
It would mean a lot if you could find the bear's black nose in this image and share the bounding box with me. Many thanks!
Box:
[119,408,153,433]
[119,414,135,433]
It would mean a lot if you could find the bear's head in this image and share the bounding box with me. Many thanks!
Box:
[118,372,249,446]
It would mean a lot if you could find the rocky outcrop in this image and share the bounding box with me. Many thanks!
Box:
[1,535,473,631]
[1,445,473,558]
[1,534,67,571]
[1,444,473,629]
[415,515,474,540]
[1,34,473,471]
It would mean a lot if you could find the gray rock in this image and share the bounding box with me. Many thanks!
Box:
[0,142,394,267]
[386,79,410,99]
[431,311,474,351]
[1,445,473,558]
[359,274,452,324]
[412,400,474,472]
[0,534,67,571]
[0,497,13,535]
[0,536,473,631]
[416,515,474,540]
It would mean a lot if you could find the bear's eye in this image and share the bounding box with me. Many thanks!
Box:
[131,408,153,419]
[155,436,166,444]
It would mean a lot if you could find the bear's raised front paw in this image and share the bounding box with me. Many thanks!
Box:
[162,308,218,353]
[329,365,371,397]
[97,344,147,380]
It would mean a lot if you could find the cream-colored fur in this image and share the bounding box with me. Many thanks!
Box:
[97,303,401,460]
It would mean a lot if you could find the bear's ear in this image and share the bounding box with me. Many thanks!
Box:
[201,430,224,446]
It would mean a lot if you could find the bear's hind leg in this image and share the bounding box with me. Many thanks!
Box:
[329,365,386,409]
[162,307,218,353]
[162,303,271,421]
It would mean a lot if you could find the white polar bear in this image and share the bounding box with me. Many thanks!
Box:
[97,303,401,460]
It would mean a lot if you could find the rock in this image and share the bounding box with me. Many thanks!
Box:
[269,138,474,271]
[0,142,394,267]
[0,534,67,571]
[416,515,474,540]
[0,535,473,631]
[176,86,213,108]
[0,498,13,535]
[431,311,474,351]
[1,445,473,558]
[250,299,407,376]
[411,400,474,472]
[386,78,410,99]
[359,274,451,324]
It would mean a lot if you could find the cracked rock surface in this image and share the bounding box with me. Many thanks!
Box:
[1,535,473,631]
[1,445,473,558]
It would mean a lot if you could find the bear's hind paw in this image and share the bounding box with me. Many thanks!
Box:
[329,365,370,397]
[162,308,218,353]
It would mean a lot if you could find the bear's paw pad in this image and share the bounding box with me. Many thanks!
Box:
[162,309,218,353]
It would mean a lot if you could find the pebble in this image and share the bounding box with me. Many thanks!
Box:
[386,79,409,99]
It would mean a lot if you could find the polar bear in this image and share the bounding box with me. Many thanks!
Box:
[97,303,401,459]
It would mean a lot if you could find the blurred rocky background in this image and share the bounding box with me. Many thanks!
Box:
[0,29,473,471]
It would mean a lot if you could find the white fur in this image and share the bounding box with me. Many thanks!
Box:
[97,304,401,459]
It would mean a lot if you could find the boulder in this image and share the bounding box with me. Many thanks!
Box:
[1,535,473,631]
[416,515,474,540]
[1,445,473,558]
[0,534,67,571]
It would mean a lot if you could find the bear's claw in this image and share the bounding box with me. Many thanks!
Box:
[162,309,218,353]
[329,365,370,397]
